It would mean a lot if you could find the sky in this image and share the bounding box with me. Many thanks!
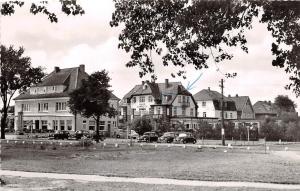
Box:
[2,0,299,113]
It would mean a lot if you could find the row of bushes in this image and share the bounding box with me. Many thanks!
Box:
[260,114,300,141]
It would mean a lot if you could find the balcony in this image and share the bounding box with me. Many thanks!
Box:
[180,102,190,107]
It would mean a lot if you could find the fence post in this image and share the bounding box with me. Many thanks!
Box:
[264,137,267,154]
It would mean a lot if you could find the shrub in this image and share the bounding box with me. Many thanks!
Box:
[131,116,153,135]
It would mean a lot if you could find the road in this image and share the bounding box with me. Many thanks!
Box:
[1,170,300,190]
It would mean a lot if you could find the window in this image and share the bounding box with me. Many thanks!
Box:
[53,120,58,130]
[41,120,48,130]
[190,108,194,116]
[56,102,67,111]
[173,107,177,116]
[157,107,161,115]
[89,120,95,131]
[139,96,145,103]
[38,103,48,112]
[132,97,136,103]
[230,113,233,119]
[225,112,228,119]
[100,121,105,130]
[82,120,86,129]
[182,108,186,116]
[186,96,190,103]
[140,108,146,116]
[60,120,65,130]
[182,96,186,103]
[148,96,153,102]
[202,101,206,107]
[22,104,30,112]
[67,120,72,131]
[178,95,182,103]
[203,112,207,117]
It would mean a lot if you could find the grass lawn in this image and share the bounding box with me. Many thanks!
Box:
[1,176,288,191]
[1,142,300,184]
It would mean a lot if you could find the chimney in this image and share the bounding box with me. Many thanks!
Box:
[236,94,238,97]
[208,87,210,91]
[54,66,60,73]
[142,81,145,85]
[79,64,85,72]
[165,79,169,88]
[228,94,231,97]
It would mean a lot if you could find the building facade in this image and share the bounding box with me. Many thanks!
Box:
[229,95,260,130]
[193,88,238,120]
[120,79,198,130]
[14,65,119,136]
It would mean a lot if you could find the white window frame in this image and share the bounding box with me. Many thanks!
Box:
[56,102,67,111]
[139,96,145,103]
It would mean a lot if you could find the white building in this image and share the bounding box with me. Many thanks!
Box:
[120,79,198,130]
[14,65,120,136]
[193,88,237,120]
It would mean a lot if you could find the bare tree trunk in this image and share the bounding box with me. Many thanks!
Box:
[1,107,7,139]
[95,115,100,143]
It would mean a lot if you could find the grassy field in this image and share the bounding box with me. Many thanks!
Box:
[1,142,300,185]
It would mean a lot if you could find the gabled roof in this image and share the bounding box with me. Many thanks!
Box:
[229,96,250,112]
[15,66,88,100]
[109,92,120,101]
[253,101,277,115]
[15,66,119,101]
[35,68,75,87]
[193,89,231,102]
[194,89,236,111]
[122,80,195,106]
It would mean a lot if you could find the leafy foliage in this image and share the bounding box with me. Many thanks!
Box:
[274,95,296,113]
[1,0,84,22]
[68,71,117,141]
[111,0,300,95]
[131,116,153,135]
[0,45,45,139]
[69,70,116,119]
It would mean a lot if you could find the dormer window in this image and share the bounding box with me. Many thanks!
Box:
[143,84,148,90]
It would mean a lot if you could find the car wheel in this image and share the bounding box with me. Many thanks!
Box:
[193,140,196,144]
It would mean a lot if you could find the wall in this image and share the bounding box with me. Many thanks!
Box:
[172,95,197,117]
[197,100,215,117]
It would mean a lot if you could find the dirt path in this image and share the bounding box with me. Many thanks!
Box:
[1,170,300,190]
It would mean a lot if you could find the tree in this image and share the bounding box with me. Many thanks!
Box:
[1,0,84,22]
[68,70,117,142]
[0,45,44,139]
[155,118,171,135]
[260,117,281,141]
[274,95,296,113]
[193,120,213,139]
[131,116,153,135]
[111,1,300,95]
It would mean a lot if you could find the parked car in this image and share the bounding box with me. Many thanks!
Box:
[128,130,139,139]
[138,131,158,143]
[175,132,197,144]
[158,132,177,143]
[74,130,91,140]
[15,130,24,135]
[49,130,69,140]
